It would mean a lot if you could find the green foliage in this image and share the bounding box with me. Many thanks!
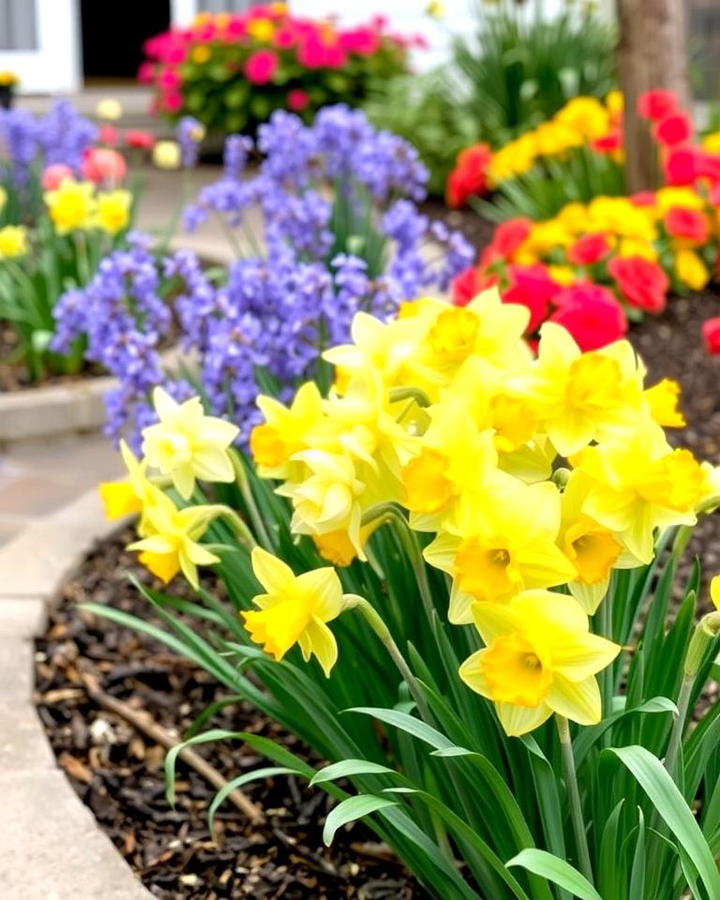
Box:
[363,69,481,197]
[453,0,617,148]
[91,463,720,899]
[476,145,627,222]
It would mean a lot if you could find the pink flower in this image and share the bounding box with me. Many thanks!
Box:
[99,124,119,147]
[702,317,720,354]
[164,91,184,112]
[158,67,181,89]
[41,164,75,191]
[81,148,127,185]
[503,264,562,332]
[287,89,309,111]
[663,146,701,186]
[244,49,278,85]
[137,62,154,84]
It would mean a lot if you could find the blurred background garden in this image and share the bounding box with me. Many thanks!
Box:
[4,1,720,898]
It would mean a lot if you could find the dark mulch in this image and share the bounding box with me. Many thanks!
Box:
[34,532,424,900]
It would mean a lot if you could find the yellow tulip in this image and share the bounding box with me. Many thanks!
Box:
[675,249,710,291]
[153,140,181,170]
[242,547,345,676]
[460,589,620,735]
[96,98,122,121]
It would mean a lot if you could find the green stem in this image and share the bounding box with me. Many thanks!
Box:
[229,450,273,549]
[598,592,614,745]
[664,674,692,784]
[344,593,431,720]
[556,715,594,885]
[361,503,436,624]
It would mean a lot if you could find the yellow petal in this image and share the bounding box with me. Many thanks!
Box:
[547,673,602,725]
[495,702,553,737]
[137,550,180,584]
[711,575,720,611]
[303,617,339,677]
[551,631,621,681]
[251,547,297,596]
[98,481,141,519]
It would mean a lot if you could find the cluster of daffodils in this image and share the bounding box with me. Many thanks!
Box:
[43,178,132,237]
[101,388,241,588]
[111,288,720,738]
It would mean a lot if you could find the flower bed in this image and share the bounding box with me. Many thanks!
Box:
[450,90,720,351]
[0,100,155,386]
[141,5,419,135]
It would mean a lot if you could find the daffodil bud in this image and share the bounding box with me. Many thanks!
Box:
[684,611,720,679]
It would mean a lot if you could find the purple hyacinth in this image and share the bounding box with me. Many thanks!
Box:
[176,116,204,168]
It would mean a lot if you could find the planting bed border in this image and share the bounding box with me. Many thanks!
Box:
[0,487,151,899]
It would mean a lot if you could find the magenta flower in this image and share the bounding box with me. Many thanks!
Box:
[244,49,278,85]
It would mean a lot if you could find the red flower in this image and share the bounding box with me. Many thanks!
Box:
[99,124,119,147]
[567,232,611,266]
[125,129,155,150]
[591,129,623,154]
[549,282,628,351]
[638,89,678,121]
[663,146,701,186]
[630,191,657,207]
[503,264,561,332]
[664,206,709,244]
[446,143,492,208]
[287,89,309,111]
[451,266,499,306]
[493,217,533,258]
[702,317,720,354]
[244,49,278,85]
[654,112,692,147]
[607,256,669,313]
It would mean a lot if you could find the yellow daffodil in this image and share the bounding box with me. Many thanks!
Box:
[459,590,621,735]
[44,179,96,234]
[96,98,123,121]
[277,449,368,557]
[424,475,577,623]
[401,397,497,530]
[643,379,685,428]
[128,489,221,588]
[711,576,720,610]
[96,189,132,236]
[141,388,239,499]
[153,140,181,170]
[572,421,708,562]
[99,440,156,521]
[559,470,640,613]
[242,547,345,676]
[509,323,644,456]
[250,381,323,479]
[0,224,28,259]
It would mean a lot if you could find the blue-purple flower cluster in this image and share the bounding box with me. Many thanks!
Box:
[0,99,97,187]
[52,106,473,450]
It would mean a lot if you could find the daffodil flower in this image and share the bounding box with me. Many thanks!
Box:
[460,590,620,736]
[141,387,239,499]
[99,440,156,522]
[242,547,345,676]
[128,490,222,588]
[424,474,577,623]
[250,381,323,479]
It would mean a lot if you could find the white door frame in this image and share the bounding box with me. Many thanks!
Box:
[0,0,81,94]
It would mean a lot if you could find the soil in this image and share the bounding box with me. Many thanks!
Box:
[34,531,425,900]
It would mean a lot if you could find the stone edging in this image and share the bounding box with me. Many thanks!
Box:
[0,487,152,899]
[0,376,114,448]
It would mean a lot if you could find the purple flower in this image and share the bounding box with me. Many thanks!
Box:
[176,116,204,168]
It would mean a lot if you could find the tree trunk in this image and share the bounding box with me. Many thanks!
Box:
[616,0,690,192]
